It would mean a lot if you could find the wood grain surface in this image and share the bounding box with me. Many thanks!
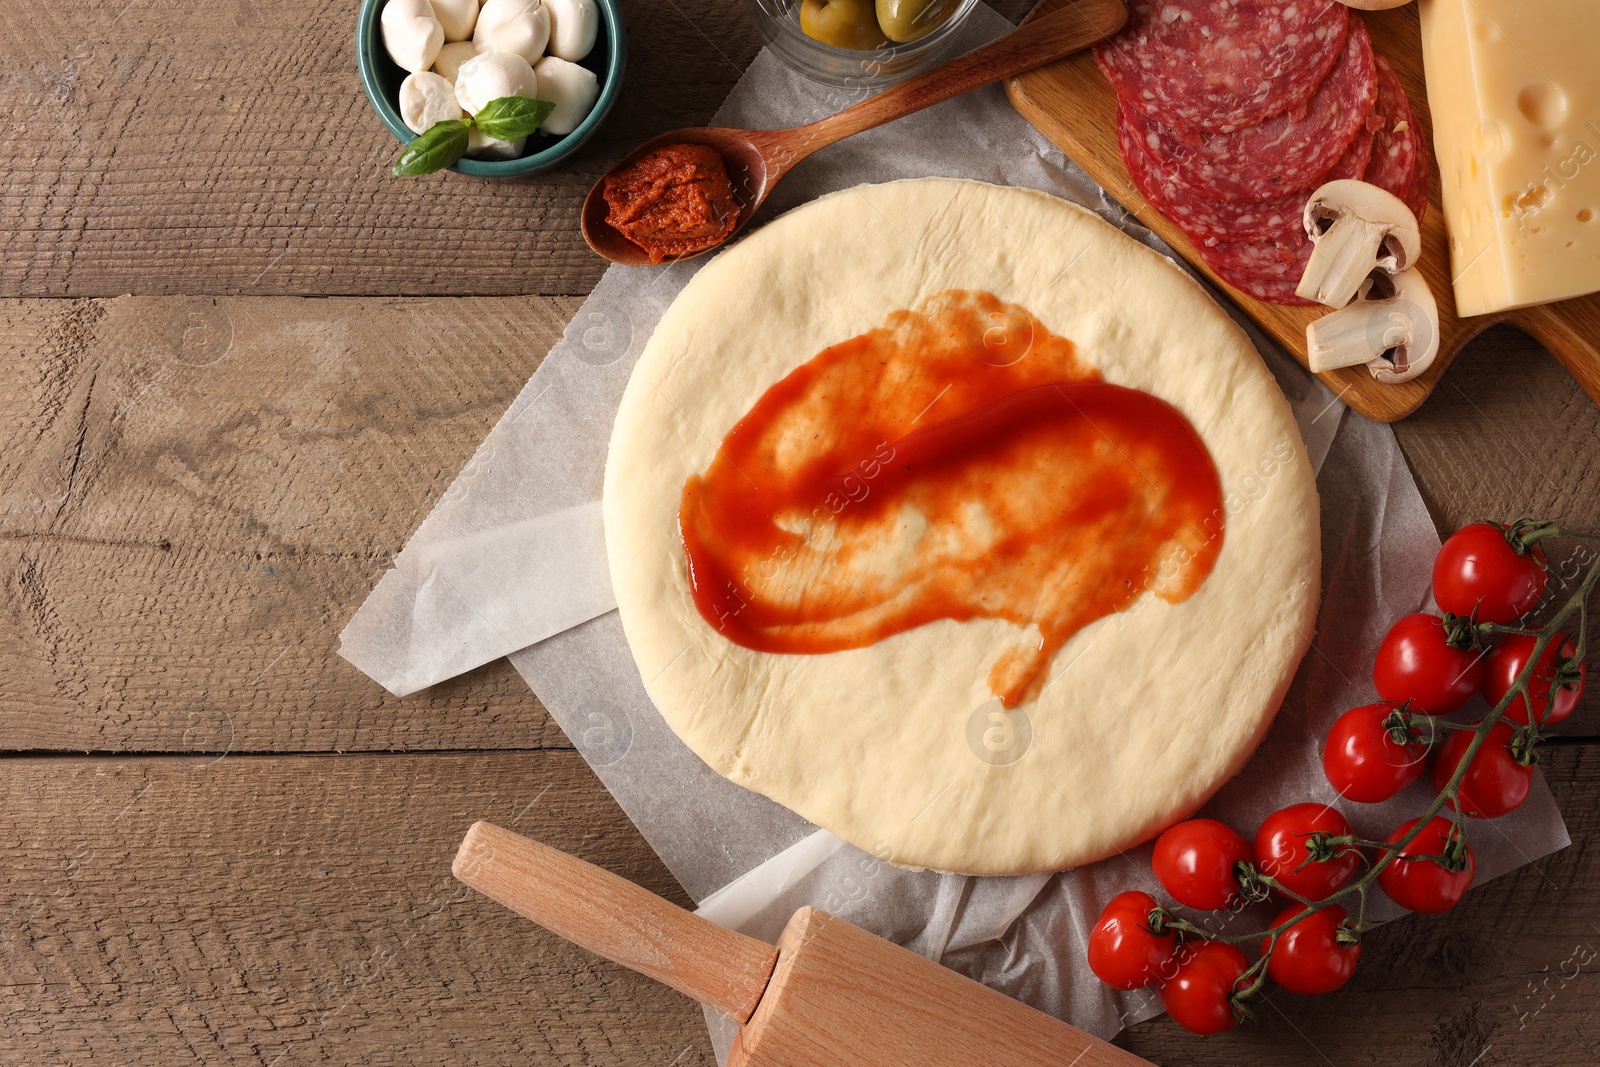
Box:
[3,0,1600,1063]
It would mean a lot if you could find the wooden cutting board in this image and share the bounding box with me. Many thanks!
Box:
[1006,0,1600,423]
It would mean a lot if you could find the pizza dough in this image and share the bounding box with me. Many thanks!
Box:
[604,178,1320,875]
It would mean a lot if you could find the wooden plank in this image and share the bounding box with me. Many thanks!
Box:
[0,1,1047,300]
[0,0,761,298]
[0,296,580,753]
[2,746,1597,1065]
[0,751,715,1065]
[4,298,1599,752]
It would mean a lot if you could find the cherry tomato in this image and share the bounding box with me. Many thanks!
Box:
[1254,803,1362,900]
[1482,632,1587,727]
[1322,703,1431,803]
[1158,939,1249,1036]
[1262,903,1361,995]
[1373,613,1484,714]
[1377,815,1476,913]
[1432,722,1533,818]
[1087,891,1178,990]
[1432,522,1547,623]
[1152,819,1251,911]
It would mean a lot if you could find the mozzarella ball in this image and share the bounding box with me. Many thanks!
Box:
[466,126,527,159]
[382,0,445,73]
[544,0,599,61]
[473,0,550,66]
[454,50,538,115]
[432,40,482,82]
[399,71,465,134]
[431,0,481,41]
[532,55,598,136]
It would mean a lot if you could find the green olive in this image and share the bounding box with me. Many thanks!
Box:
[800,0,889,50]
[875,0,957,43]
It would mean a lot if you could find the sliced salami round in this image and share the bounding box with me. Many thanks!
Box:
[1119,98,1377,244]
[1094,0,1350,134]
[1196,231,1317,306]
[1364,56,1429,223]
[1404,133,1432,223]
[1126,17,1378,203]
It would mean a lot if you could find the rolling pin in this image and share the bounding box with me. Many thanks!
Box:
[453,822,1153,1066]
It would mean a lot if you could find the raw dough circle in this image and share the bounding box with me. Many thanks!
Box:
[604,178,1320,875]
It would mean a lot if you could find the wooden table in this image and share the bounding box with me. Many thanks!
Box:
[2,2,1597,1064]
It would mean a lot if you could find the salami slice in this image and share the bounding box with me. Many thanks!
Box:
[1364,56,1429,223]
[1095,0,1350,134]
[1119,99,1377,245]
[1404,131,1432,223]
[1126,17,1378,203]
[1196,231,1317,306]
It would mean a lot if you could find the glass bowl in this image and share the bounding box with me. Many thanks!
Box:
[753,0,979,88]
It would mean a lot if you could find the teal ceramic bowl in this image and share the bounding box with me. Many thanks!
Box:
[357,0,627,178]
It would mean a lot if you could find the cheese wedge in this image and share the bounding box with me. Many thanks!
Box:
[1420,0,1600,316]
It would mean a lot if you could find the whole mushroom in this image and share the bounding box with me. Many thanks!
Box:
[1296,179,1421,309]
[474,0,551,66]
[382,0,446,73]
[1306,268,1440,384]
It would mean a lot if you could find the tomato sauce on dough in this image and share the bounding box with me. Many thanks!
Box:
[679,290,1225,707]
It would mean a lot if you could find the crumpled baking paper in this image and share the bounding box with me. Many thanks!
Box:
[339,6,1570,1058]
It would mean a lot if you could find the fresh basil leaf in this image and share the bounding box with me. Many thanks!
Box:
[472,96,556,140]
[392,119,471,177]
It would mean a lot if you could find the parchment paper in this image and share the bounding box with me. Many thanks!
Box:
[339,6,1570,1055]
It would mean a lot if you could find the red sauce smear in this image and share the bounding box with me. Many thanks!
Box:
[602,144,740,263]
[679,290,1225,707]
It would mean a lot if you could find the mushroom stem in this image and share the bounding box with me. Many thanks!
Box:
[1307,293,1393,371]
[1298,215,1394,309]
[1297,179,1422,309]
[1306,269,1440,384]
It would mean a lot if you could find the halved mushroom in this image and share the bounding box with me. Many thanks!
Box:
[1296,179,1421,309]
[1306,268,1439,384]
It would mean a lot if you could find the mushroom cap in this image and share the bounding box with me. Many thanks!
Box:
[1366,269,1439,384]
[1303,178,1422,274]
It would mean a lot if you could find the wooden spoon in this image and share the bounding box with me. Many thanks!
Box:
[581,0,1129,265]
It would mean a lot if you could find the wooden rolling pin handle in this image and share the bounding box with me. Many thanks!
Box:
[453,822,779,1024]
